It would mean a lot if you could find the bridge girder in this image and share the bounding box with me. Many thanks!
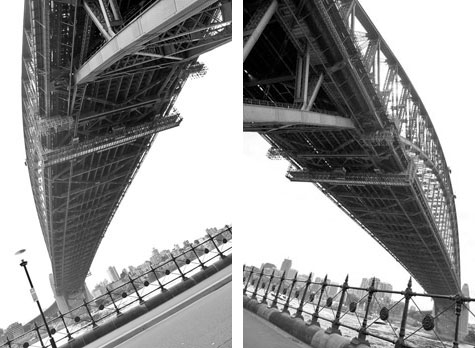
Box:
[243,0,459,294]
[23,0,231,295]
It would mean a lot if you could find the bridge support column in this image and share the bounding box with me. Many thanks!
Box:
[433,284,469,342]
[55,294,70,315]
[50,275,93,314]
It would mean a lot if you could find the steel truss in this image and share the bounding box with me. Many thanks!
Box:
[22,0,231,296]
[243,0,459,295]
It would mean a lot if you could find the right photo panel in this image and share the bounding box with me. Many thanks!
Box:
[242,1,475,347]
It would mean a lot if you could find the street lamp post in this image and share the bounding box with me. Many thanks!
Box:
[16,251,57,348]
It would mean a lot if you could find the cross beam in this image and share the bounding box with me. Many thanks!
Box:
[243,104,355,131]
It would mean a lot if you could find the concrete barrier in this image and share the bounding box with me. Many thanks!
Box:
[243,296,370,348]
[57,255,231,348]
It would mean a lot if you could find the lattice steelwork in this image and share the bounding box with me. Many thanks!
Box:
[22,0,231,298]
[243,0,459,295]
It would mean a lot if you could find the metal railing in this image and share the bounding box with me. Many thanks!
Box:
[243,265,475,348]
[0,226,232,348]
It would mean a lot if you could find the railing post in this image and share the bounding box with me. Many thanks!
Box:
[243,267,254,295]
[295,273,312,320]
[282,272,298,314]
[208,233,225,259]
[106,286,121,316]
[271,271,286,309]
[262,269,275,304]
[311,275,327,326]
[58,311,74,341]
[251,269,264,300]
[326,275,349,335]
[170,253,188,281]
[129,275,145,304]
[453,295,463,348]
[83,298,97,328]
[34,322,46,348]
[395,278,413,348]
[149,265,167,292]
[353,277,375,345]
[190,244,207,270]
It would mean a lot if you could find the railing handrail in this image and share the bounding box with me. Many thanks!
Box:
[243,265,473,348]
[0,226,231,348]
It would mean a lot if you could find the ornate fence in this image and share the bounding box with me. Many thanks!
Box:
[0,226,232,348]
[243,265,474,348]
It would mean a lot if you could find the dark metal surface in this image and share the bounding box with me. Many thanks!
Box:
[243,0,459,295]
[22,0,231,297]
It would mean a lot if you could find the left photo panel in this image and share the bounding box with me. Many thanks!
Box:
[0,1,232,347]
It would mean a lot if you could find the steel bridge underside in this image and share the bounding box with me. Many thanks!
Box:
[23,0,231,297]
[243,0,459,295]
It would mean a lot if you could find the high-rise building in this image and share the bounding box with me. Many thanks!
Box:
[280,258,292,273]
[106,266,120,283]
[287,268,297,280]
[379,282,393,303]
[150,248,161,265]
[5,322,23,340]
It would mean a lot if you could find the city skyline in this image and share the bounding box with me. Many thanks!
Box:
[250,257,396,302]
[0,8,235,328]
[91,226,226,292]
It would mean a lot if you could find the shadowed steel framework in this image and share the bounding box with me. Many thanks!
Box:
[243,0,459,296]
[22,0,231,301]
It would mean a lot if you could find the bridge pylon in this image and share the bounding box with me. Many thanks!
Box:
[49,274,92,314]
[433,284,469,341]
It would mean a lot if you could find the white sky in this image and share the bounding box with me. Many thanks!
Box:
[242,0,475,312]
[0,3,237,329]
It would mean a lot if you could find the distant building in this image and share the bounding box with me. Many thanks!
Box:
[280,258,292,273]
[357,277,393,311]
[91,287,105,298]
[378,282,393,304]
[287,268,297,280]
[5,322,24,340]
[151,248,160,264]
[108,278,127,290]
[106,266,120,283]
[261,262,276,270]
[150,248,170,267]
[326,281,339,299]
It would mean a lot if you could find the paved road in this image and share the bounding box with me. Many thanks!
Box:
[243,309,312,348]
[117,282,231,348]
[83,264,231,348]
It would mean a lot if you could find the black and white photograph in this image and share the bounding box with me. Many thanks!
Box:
[0,1,233,347]
[242,1,475,347]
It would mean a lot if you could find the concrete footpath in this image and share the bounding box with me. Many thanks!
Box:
[116,281,231,347]
[81,265,231,348]
[244,308,313,348]
[243,296,368,348]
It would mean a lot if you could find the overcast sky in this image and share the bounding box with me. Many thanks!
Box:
[0,2,235,329]
[242,0,475,312]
